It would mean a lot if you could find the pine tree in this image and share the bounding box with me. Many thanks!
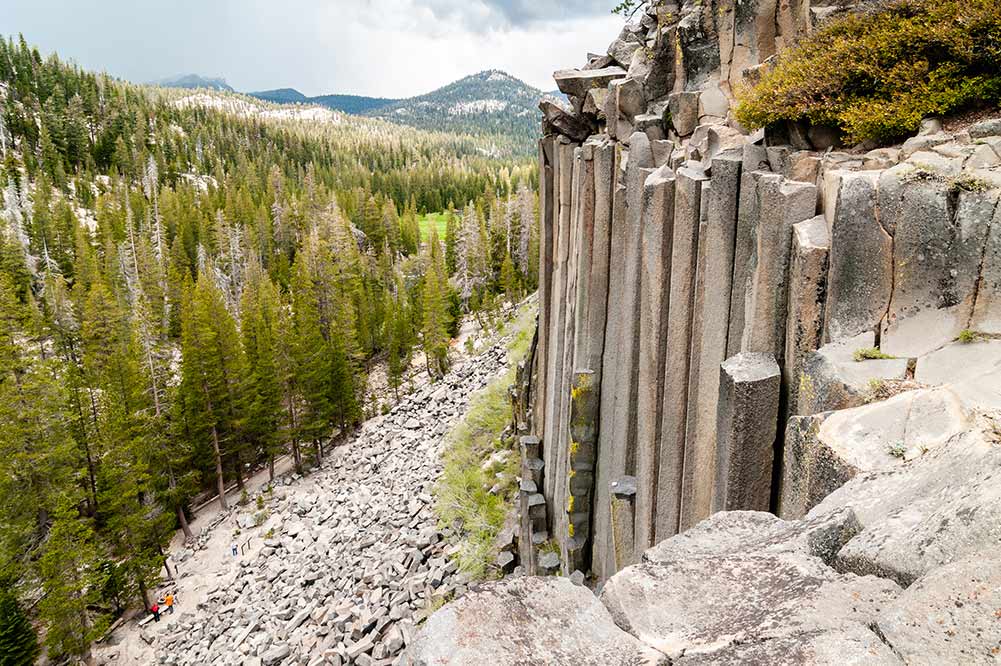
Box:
[241,260,283,475]
[0,587,39,666]
[421,229,450,379]
[178,274,246,509]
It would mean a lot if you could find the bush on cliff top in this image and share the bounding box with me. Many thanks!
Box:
[735,0,1001,144]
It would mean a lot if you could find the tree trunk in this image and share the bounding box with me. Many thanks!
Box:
[233,454,245,492]
[268,455,275,483]
[138,578,151,610]
[211,423,228,510]
[291,439,303,475]
[158,544,174,581]
[175,505,193,539]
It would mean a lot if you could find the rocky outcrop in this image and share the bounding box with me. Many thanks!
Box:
[412,420,1001,664]
[412,0,1001,662]
[521,0,1001,583]
[409,577,664,665]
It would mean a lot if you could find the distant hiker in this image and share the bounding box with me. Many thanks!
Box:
[151,602,161,622]
[231,541,238,557]
[165,593,175,614]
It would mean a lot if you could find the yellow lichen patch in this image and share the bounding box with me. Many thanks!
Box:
[569,439,580,456]
[568,522,575,538]
[567,495,575,513]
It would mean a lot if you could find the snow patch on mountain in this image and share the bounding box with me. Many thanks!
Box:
[448,99,508,116]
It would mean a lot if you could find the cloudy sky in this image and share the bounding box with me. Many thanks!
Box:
[2,0,624,97]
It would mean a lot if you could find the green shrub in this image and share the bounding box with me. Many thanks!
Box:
[0,588,39,666]
[956,329,983,343]
[735,0,1001,144]
[853,347,896,362]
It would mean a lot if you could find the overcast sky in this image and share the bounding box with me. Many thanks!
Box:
[1,0,624,97]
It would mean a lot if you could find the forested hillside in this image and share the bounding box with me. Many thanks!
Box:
[0,35,538,661]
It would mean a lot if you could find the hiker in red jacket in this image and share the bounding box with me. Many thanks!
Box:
[150,602,161,622]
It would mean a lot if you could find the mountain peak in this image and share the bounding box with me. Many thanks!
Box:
[155,74,234,92]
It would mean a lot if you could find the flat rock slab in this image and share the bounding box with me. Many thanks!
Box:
[810,424,1001,587]
[915,339,1001,411]
[600,512,899,660]
[553,66,627,100]
[877,556,1001,664]
[817,386,971,468]
[408,576,665,665]
[674,625,902,665]
[798,331,909,415]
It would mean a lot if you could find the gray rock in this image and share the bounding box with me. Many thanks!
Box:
[553,66,627,100]
[712,353,781,514]
[797,331,909,416]
[674,624,902,665]
[823,171,893,341]
[409,577,664,665]
[668,91,699,136]
[877,556,1001,663]
[969,118,1001,139]
[262,644,291,665]
[600,512,899,661]
[540,100,593,143]
[810,424,1001,587]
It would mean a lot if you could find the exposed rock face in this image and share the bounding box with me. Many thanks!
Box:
[412,0,1001,662]
[523,0,1001,587]
[415,418,1001,661]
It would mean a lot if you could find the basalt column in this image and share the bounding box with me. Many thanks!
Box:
[664,163,709,536]
[633,164,677,551]
[552,141,583,557]
[541,137,576,525]
[592,141,631,581]
[682,150,743,536]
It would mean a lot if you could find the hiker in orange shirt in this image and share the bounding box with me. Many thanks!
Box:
[165,593,175,614]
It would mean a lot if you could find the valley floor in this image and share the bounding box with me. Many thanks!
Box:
[93,303,531,666]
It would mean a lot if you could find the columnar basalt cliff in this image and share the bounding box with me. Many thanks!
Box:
[519,0,1001,582]
[413,0,1001,663]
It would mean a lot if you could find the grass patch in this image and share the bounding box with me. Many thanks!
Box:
[434,301,537,579]
[503,302,538,364]
[956,329,984,344]
[418,212,449,242]
[435,369,519,579]
[853,347,897,362]
[735,0,1001,144]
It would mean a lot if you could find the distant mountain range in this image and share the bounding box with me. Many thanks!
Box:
[155,74,234,92]
[154,70,562,153]
[249,89,398,115]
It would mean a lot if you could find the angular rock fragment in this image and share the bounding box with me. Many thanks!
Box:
[409,577,664,665]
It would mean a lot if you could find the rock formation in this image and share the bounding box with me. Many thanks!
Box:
[412,0,1001,662]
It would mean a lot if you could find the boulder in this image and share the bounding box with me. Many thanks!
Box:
[877,556,1001,663]
[408,577,665,665]
[553,66,627,100]
[600,512,899,661]
[968,118,1001,139]
[540,100,593,143]
[810,424,1001,587]
[797,331,909,415]
[607,23,646,68]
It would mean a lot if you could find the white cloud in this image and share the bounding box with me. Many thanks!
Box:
[1,0,623,97]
